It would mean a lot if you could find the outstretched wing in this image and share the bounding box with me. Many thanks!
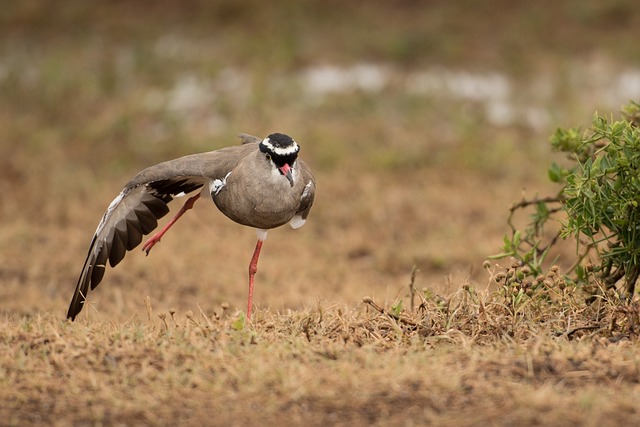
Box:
[66,140,260,321]
[66,177,206,320]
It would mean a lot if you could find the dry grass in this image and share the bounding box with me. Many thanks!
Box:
[3,283,640,426]
[3,1,640,425]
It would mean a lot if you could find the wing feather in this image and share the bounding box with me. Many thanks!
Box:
[133,205,159,234]
[109,224,127,268]
[124,216,143,249]
[90,241,108,287]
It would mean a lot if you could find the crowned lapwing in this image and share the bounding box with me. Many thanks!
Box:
[67,133,315,321]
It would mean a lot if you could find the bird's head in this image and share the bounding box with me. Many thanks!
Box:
[259,133,300,187]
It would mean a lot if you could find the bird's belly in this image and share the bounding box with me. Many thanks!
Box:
[212,186,296,229]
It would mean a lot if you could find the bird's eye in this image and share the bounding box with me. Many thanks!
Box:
[265,153,272,161]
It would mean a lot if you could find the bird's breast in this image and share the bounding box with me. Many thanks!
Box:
[210,173,300,230]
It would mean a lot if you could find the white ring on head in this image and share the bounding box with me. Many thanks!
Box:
[261,138,300,156]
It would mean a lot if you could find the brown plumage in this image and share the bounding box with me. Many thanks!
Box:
[67,133,315,321]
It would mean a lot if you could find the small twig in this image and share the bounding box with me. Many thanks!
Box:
[626,266,640,296]
[196,302,214,330]
[168,308,178,328]
[565,243,596,274]
[509,196,563,214]
[506,195,564,242]
[185,310,200,327]
[563,325,601,338]
[158,313,168,332]
[409,265,418,312]
[362,296,417,326]
[544,230,563,251]
[144,296,152,323]
[220,302,230,318]
[302,317,314,343]
[604,267,626,287]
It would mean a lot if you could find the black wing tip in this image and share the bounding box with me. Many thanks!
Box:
[66,291,85,321]
[66,303,80,321]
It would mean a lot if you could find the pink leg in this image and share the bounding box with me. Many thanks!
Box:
[246,239,264,320]
[142,193,201,255]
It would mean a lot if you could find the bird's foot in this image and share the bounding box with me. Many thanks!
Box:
[142,235,162,256]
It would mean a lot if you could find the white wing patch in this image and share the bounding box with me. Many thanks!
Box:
[93,185,157,244]
[290,181,314,229]
[289,214,306,229]
[210,171,232,196]
[95,190,127,234]
[301,181,313,200]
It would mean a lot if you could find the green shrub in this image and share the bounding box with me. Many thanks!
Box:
[493,101,640,296]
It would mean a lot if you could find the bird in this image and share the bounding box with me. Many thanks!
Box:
[67,133,315,321]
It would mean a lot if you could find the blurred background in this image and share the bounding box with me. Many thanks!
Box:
[1,0,640,320]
